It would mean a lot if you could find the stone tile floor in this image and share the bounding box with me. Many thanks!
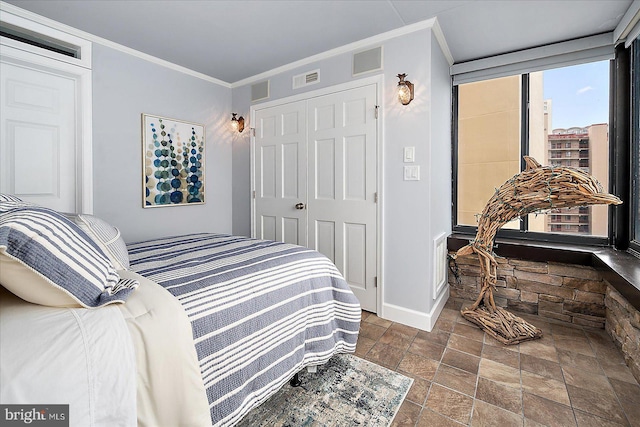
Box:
[356,299,640,427]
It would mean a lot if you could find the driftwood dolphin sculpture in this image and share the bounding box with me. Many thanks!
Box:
[455,156,622,344]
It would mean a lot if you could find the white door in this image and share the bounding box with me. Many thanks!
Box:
[253,84,378,312]
[254,100,307,245]
[0,60,78,212]
[307,85,378,311]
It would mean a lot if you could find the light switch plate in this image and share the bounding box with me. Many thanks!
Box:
[404,146,415,163]
[404,165,420,181]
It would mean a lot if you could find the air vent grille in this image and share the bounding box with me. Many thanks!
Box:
[0,22,80,58]
[251,80,270,102]
[293,69,320,89]
[353,46,382,76]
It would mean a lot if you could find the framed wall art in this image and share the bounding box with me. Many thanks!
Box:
[142,114,205,207]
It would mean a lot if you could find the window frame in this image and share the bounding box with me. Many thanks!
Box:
[452,64,615,247]
[629,36,640,255]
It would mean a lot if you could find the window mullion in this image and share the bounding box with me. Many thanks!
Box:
[520,74,530,232]
[611,44,631,249]
[451,85,459,231]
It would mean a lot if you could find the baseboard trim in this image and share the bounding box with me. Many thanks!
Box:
[381,286,449,332]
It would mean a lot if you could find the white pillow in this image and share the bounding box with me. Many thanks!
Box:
[0,205,138,308]
[0,254,82,307]
[64,213,130,270]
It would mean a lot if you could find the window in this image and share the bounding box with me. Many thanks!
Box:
[631,36,640,253]
[454,61,611,243]
[456,75,522,230]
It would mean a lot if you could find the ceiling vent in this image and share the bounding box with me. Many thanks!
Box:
[293,69,320,89]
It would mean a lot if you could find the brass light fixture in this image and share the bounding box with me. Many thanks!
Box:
[231,113,245,133]
[397,73,414,105]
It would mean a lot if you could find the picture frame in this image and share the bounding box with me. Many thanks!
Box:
[141,114,205,207]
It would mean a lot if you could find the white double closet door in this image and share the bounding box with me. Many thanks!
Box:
[253,84,378,311]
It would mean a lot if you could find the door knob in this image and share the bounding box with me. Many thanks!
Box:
[295,202,305,210]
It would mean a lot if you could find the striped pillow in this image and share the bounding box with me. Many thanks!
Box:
[0,194,23,202]
[64,213,130,270]
[0,197,33,214]
[0,206,138,308]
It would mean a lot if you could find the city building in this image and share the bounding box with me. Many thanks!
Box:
[542,102,609,236]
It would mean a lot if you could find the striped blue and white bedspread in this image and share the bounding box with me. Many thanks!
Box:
[127,233,361,426]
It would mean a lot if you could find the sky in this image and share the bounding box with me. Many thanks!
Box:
[543,60,610,130]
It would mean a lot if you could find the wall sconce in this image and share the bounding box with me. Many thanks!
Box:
[397,73,414,105]
[231,113,245,133]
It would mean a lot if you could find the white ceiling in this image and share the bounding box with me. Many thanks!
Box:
[3,0,634,85]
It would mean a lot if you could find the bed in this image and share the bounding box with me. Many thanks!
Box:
[0,197,361,426]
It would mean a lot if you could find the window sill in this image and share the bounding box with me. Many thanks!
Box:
[448,233,640,311]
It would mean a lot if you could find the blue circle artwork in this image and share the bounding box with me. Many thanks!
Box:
[170,191,183,203]
[146,117,204,205]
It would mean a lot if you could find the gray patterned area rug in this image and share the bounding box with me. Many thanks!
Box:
[237,354,413,427]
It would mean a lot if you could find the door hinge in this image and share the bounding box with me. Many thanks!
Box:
[374,105,379,119]
[374,276,378,287]
[253,190,256,199]
[374,192,378,203]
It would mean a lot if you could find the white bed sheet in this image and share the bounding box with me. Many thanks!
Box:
[0,270,211,427]
[0,286,137,427]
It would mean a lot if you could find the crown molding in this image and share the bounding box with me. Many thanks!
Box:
[231,17,444,88]
[1,1,453,91]
[0,1,231,88]
[431,17,454,66]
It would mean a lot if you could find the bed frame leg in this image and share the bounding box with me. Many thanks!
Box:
[289,373,302,387]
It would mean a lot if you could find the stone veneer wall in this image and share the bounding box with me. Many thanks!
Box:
[448,251,640,383]
[605,284,640,382]
[448,252,607,328]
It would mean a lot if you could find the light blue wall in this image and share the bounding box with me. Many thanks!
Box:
[231,85,252,236]
[428,31,453,302]
[92,43,233,243]
[231,27,453,324]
